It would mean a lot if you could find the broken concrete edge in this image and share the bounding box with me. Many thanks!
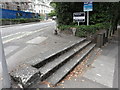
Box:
[25,38,86,66]
[10,64,41,88]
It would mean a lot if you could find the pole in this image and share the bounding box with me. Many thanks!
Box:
[78,21,80,26]
[87,11,89,26]
[0,32,11,88]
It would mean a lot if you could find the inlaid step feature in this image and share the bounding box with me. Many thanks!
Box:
[39,41,91,81]
[31,38,86,68]
[46,44,96,85]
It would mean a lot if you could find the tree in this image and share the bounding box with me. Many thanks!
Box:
[50,2,56,8]
[55,2,83,25]
[54,2,120,34]
[48,10,56,17]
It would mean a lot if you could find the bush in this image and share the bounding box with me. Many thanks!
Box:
[58,23,110,37]
[58,25,74,31]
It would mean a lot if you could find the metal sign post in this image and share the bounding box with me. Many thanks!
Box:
[78,21,80,26]
[87,11,89,26]
[0,32,11,88]
[84,1,93,26]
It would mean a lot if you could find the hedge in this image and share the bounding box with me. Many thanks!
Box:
[58,23,110,37]
[0,18,40,25]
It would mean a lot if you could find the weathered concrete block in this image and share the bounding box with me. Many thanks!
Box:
[10,64,41,87]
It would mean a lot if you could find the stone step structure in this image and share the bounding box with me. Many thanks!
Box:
[10,38,96,88]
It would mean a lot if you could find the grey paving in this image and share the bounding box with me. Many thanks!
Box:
[112,29,119,88]
[33,30,118,88]
[83,42,118,88]
[52,39,117,88]
[57,77,109,88]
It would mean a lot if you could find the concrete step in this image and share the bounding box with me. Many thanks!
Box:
[39,41,91,81]
[10,38,86,87]
[45,44,96,85]
[27,38,86,68]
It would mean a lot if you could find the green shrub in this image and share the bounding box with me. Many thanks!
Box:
[1,18,40,24]
[58,25,73,31]
[76,30,86,37]
[48,10,56,17]
[58,23,110,37]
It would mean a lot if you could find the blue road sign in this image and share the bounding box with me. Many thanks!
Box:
[84,2,93,11]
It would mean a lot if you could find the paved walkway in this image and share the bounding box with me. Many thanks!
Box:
[56,30,118,88]
[0,25,119,89]
[30,29,118,88]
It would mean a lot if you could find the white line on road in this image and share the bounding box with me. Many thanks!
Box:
[2,26,49,44]
[2,32,22,39]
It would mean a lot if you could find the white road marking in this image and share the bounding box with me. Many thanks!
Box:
[3,33,29,44]
[100,64,104,66]
[26,37,47,44]
[96,74,102,77]
[2,32,22,39]
[2,27,49,44]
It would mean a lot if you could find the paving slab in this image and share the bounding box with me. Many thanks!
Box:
[57,77,108,88]
[83,42,118,88]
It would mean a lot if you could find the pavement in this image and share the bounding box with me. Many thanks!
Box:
[28,29,118,88]
[0,21,119,89]
[55,29,119,88]
[0,21,81,89]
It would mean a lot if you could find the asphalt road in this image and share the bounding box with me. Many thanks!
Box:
[1,21,56,37]
[0,21,56,76]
